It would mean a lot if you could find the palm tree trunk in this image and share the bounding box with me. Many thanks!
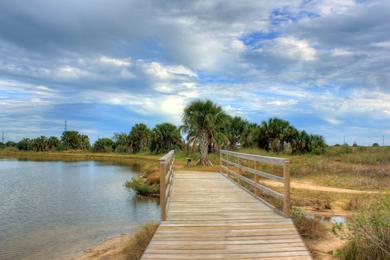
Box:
[199,131,209,166]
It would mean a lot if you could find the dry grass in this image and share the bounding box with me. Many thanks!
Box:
[122,223,159,260]
[291,207,326,240]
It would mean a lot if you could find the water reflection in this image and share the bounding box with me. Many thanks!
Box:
[0,159,160,260]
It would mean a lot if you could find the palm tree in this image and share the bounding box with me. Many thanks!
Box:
[182,100,227,166]
[225,116,249,150]
[129,123,151,153]
[261,118,291,153]
[150,123,182,153]
[240,123,257,148]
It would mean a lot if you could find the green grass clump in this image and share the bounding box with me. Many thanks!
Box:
[125,177,159,197]
[122,223,159,260]
[339,195,390,259]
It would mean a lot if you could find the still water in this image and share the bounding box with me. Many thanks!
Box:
[0,159,160,260]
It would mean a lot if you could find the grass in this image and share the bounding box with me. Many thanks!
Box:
[122,223,159,260]
[125,177,159,197]
[291,207,326,240]
[337,195,390,259]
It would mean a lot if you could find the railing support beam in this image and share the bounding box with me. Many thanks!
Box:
[159,150,175,221]
[283,161,291,217]
[159,160,167,221]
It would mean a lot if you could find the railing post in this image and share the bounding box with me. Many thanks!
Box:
[160,159,167,221]
[219,150,222,174]
[283,160,291,217]
[254,160,260,197]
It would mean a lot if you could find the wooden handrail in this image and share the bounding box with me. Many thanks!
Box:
[220,150,291,217]
[159,150,175,221]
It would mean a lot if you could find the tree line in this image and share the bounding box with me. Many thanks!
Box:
[2,100,326,163]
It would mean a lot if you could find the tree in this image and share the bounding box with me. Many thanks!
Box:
[290,130,310,154]
[113,132,131,152]
[129,123,151,153]
[257,118,292,153]
[150,123,182,153]
[93,138,115,152]
[373,143,380,147]
[32,136,49,151]
[61,131,82,150]
[309,135,326,154]
[225,116,249,150]
[254,124,269,150]
[240,123,257,148]
[80,134,90,150]
[47,136,60,150]
[6,141,17,147]
[17,138,33,150]
[182,100,228,165]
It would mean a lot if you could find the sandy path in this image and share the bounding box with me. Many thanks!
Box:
[261,180,382,194]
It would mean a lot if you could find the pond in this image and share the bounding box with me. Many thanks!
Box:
[0,159,160,260]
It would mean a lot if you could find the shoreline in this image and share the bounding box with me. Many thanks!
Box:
[0,150,159,164]
[73,233,132,260]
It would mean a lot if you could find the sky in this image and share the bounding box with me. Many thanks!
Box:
[0,0,389,145]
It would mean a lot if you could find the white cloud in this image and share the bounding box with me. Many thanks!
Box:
[307,0,356,16]
[55,66,87,79]
[143,62,197,79]
[231,39,245,52]
[331,48,353,57]
[269,37,317,61]
[324,117,342,125]
[99,56,131,67]
[371,41,390,49]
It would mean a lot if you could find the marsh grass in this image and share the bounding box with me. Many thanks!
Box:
[125,177,159,197]
[338,195,390,259]
[122,223,159,260]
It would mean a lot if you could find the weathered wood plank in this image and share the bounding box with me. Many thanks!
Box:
[141,171,311,260]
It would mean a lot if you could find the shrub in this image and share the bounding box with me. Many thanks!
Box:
[125,177,159,197]
[93,138,115,152]
[17,138,33,150]
[340,195,390,259]
[47,136,60,150]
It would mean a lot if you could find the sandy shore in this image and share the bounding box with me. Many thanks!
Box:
[73,234,131,260]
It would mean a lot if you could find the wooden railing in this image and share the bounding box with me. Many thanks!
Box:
[159,150,175,221]
[220,150,291,217]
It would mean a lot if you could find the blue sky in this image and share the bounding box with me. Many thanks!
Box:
[0,0,389,145]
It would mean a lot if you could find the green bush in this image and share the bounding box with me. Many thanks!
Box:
[125,177,159,197]
[340,195,390,259]
[93,138,115,152]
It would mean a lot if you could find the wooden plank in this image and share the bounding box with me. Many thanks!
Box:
[141,171,311,260]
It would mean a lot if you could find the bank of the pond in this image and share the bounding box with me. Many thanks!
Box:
[0,150,159,165]
[0,150,162,188]
[75,223,158,260]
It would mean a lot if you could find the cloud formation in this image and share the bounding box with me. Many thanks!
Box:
[0,0,389,145]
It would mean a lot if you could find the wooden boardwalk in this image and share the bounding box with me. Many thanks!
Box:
[142,172,311,259]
